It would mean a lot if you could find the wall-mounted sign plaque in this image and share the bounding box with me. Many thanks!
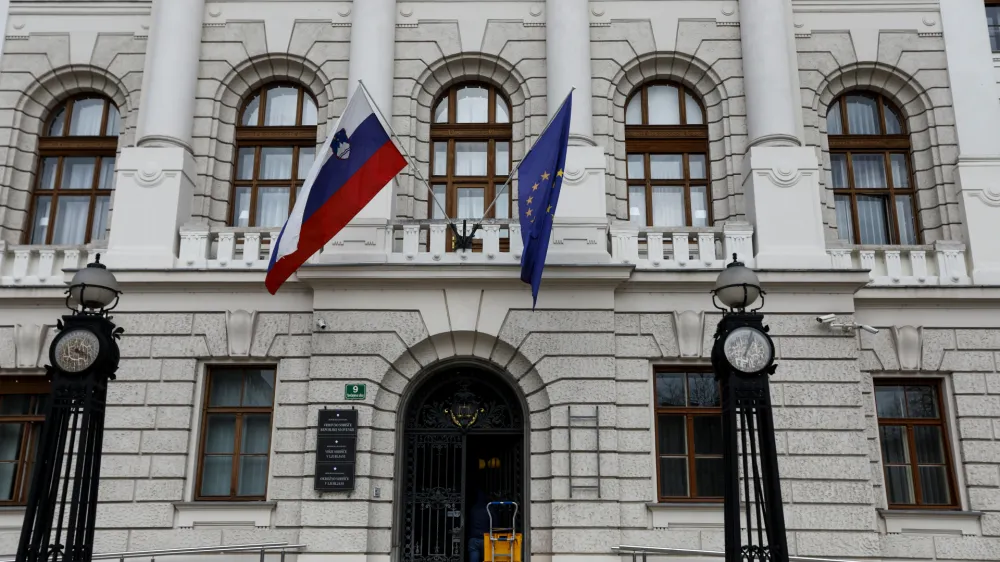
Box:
[315,410,357,491]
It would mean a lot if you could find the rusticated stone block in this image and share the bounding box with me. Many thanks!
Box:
[95,502,173,529]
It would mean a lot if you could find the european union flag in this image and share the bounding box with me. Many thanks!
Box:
[519,92,573,308]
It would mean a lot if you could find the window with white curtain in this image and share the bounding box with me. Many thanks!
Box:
[27,96,120,245]
[625,82,710,227]
[232,84,318,228]
[874,381,958,509]
[430,83,512,251]
[196,367,276,501]
[827,92,919,245]
[0,378,48,506]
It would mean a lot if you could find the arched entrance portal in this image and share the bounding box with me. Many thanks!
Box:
[400,365,526,562]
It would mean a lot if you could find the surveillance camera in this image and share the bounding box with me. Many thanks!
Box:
[816,314,836,324]
[316,318,328,330]
[860,324,879,335]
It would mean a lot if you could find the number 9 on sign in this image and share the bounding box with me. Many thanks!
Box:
[344,383,366,400]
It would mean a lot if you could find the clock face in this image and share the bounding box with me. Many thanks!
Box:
[53,329,101,373]
[723,327,773,374]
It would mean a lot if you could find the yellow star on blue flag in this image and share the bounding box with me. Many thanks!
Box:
[518,91,573,308]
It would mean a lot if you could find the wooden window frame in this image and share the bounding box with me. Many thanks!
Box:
[429,83,513,252]
[625,82,712,228]
[653,367,723,503]
[194,366,276,502]
[0,377,51,506]
[827,92,921,245]
[229,84,318,227]
[874,379,960,510]
[987,3,1000,52]
[25,96,120,245]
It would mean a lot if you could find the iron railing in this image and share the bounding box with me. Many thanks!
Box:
[0,542,305,562]
[613,545,862,562]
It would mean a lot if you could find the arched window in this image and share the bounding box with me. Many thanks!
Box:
[827,93,918,245]
[231,84,318,228]
[625,82,710,227]
[26,96,120,245]
[430,83,512,247]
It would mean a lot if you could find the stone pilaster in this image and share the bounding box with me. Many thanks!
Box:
[104,0,206,268]
[323,0,398,261]
[738,0,828,268]
[545,0,609,260]
[941,0,1000,284]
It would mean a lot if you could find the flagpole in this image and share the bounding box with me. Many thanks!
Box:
[480,88,575,221]
[356,80,454,228]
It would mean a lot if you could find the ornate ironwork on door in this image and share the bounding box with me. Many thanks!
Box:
[402,370,525,562]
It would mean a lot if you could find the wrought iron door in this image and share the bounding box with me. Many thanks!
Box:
[402,371,524,562]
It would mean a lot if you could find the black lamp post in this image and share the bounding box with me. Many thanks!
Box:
[16,255,124,562]
[710,254,788,562]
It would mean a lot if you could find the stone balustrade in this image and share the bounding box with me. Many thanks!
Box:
[177,225,280,269]
[394,220,523,264]
[0,242,105,286]
[609,222,755,270]
[827,240,972,286]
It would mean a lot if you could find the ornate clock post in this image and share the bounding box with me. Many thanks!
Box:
[16,256,123,562]
[710,255,788,562]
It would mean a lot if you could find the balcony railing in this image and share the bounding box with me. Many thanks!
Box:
[0,224,977,288]
[178,226,280,269]
[827,240,971,286]
[177,221,526,267]
[0,241,106,286]
[609,222,755,270]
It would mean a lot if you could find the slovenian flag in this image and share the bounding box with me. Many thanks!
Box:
[265,87,406,294]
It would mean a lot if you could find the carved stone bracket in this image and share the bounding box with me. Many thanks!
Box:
[891,325,923,371]
[14,323,48,369]
[672,311,705,358]
[226,310,258,356]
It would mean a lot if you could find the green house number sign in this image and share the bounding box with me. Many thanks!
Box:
[345,384,366,400]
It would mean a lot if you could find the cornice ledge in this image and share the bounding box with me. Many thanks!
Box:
[295,262,635,288]
[625,269,871,294]
[856,285,1000,306]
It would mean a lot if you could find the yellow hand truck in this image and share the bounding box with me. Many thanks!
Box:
[483,501,522,562]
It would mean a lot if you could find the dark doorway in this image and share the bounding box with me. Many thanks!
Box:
[400,366,525,562]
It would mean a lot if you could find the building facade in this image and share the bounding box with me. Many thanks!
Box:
[1,1,1000,562]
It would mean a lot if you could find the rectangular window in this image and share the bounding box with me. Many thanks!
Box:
[988,5,1000,51]
[0,379,49,506]
[874,381,958,508]
[196,367,276,501]
[654,370,723,501]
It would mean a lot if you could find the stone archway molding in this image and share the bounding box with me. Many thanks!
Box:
[603,52,742,222]
[368,329,552,560]
[810,61,958,242]
[1,65,133,240]
[402,52,532,219]
[197,52,334,223]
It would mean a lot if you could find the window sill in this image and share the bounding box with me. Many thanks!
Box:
[0,506,26,530]
[173,501,276,528]
[878,508,982,536]
[646,502,724,529]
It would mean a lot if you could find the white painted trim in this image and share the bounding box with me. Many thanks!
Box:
[0,507,25,530]
[183,361,208,502]
[646,503,724,529]
[172,501,276,528]
[183,361,282,503]
[869,373,971,511]
[878,508,982,536]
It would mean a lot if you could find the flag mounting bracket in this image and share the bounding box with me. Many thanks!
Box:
[450,220,481,251]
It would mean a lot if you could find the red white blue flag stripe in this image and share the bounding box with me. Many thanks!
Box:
[265,88,405,294]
